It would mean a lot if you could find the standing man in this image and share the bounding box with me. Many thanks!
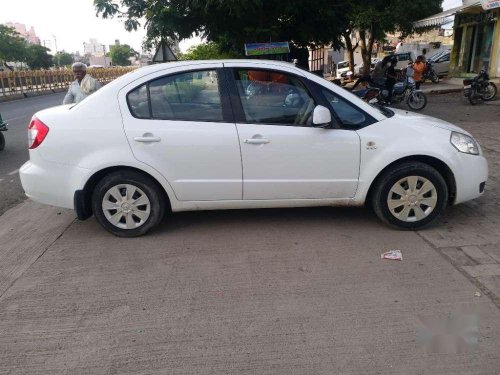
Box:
[63,62,102,104]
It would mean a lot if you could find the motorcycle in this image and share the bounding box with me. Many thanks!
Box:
[422,61,439,84]
[372,77,427,111]
[352,86,380,104]
[0,113,7,151]
[463,70,497,105]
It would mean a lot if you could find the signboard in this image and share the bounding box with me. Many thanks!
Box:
[244,42,290,56]
[480,0,500,10]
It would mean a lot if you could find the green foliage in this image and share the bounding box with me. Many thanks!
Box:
[25,45,53,69]
[108,44,137,66]
[179,42,240,61]
[0,25,28,63]
[54,51,73,67]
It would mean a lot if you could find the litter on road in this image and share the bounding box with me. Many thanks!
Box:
[381,250,403,261]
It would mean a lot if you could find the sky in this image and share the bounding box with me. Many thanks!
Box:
[1,0,459,56]
[0,0,200,55]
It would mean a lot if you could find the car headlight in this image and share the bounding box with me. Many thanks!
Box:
[450,132,479,155]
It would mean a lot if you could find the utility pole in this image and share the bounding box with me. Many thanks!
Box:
[52,35,58,53]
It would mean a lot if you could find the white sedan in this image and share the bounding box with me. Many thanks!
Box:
[20,60,488,237]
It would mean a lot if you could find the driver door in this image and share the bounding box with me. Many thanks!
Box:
[227,66,361,200]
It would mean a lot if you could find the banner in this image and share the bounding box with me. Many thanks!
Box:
[244,42,290,56]
[480,0,500,10]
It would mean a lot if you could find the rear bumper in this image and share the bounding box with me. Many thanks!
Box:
[20,160,90,210]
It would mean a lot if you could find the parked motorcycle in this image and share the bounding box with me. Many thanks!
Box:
[422,61,439,84]
[0,113,7,151]
[463,70,497,105]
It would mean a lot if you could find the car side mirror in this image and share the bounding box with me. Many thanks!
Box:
[312,105,332,127]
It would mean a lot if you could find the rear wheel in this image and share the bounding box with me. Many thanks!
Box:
[371,162,448,230]
[407,91,427,110]
[430,71,439,83]
[0,133,4,151]
[482,82,497,101]
[92,170,166,237]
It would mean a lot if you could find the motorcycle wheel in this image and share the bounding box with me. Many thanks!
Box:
[430,71,439,84]
[0,132,5,151]
[407,91,427,111]
[482,82,497,101]
[468,89,481,105]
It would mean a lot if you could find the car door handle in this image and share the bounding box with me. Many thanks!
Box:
[243,138,270,145]
[134,136,161,143]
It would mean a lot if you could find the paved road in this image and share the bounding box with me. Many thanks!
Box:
[0,93,65,215]
[0,92,500,373]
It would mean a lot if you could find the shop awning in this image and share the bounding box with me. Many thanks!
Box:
[414,2,481,28]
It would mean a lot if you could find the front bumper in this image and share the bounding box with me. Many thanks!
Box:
[452,153,488,205]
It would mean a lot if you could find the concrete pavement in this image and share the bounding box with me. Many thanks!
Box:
[0,93,500,374]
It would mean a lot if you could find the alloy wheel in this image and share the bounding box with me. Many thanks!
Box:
[387,176,437,222]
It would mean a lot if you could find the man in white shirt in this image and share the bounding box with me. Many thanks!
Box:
[63,62,102,104]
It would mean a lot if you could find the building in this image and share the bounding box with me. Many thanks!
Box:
[415,0,500,78]
[5,22,40,45]
[83,38,106,56]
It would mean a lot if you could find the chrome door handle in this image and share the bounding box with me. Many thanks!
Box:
[134,136,161,143]
[243,138,270,145]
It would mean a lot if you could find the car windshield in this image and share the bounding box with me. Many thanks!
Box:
[338,61,349,69]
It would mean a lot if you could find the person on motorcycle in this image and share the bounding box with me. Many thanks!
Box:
[413,56,426,90]
[385,58,398,103]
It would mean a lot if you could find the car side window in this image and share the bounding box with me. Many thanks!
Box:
[127,84,150,119]
[127,70,223,122]
[233,69,316,126]
[322,90,368,127]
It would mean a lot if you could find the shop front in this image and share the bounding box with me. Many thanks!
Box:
[450,3,500,78]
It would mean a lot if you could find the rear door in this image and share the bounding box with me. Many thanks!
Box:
[119,64,242,201]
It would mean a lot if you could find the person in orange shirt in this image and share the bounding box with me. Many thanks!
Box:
[413,55,426,90]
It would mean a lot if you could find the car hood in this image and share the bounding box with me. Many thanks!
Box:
[389,108,472,136]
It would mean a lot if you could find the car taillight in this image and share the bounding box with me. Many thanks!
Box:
[28,117,49,149]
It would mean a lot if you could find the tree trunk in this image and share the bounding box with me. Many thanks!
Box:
[358,28,372,77]
[342,31,358,77]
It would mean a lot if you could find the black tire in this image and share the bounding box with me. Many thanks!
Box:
[407,91,427,110]
[371,162,448,230]
[430,71,439,84]
[92,170,166,237]
[468,89,480,105]
[0,133,4,151]
[482,82,497,101]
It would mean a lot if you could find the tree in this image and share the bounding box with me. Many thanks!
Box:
[0,25,28,68]
[108,44,137,66]
[54,51,73,67]
[179,42,239,60]
[340,0,442,75]
[94,0,346,67]
[25,45,53,70]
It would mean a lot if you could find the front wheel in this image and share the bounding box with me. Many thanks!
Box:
[371,162,448,230]
[0,133,4,151]
[430,71,439,83]
[468,89,481,105]
[482,82,497,101]
[407,91,427,110]
[92,170,166,237]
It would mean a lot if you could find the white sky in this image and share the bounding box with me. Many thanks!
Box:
[1,0,456,55]
[0,0,200,55]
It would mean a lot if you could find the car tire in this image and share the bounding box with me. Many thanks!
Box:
[0,133,5,151]
[371,162,448,230]
[92,170,166,237]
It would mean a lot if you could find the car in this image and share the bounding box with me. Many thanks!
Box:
[429,51,450,77]
[335,60,351,81]
[20,60,488,237]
